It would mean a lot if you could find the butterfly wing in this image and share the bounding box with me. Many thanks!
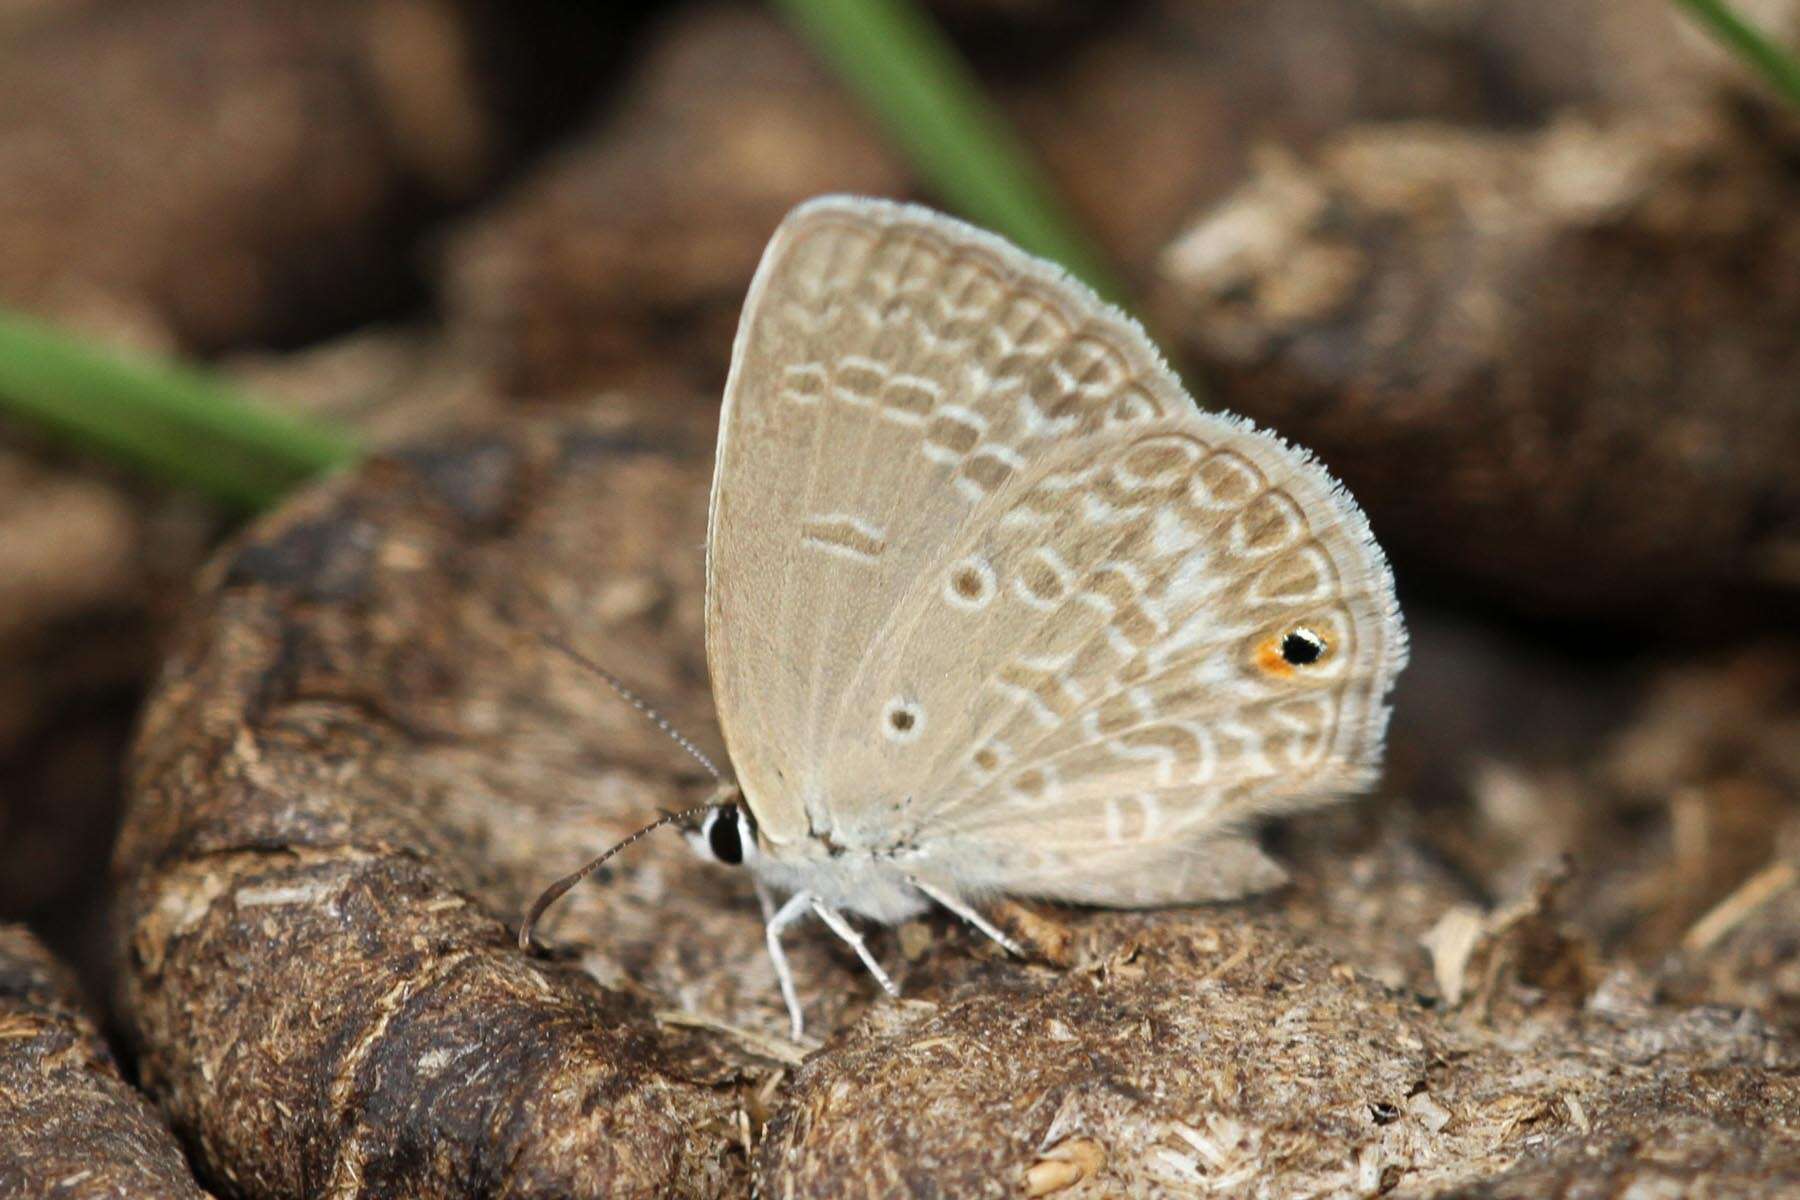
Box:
[706,197,1405,902]
[707,194,1196,846]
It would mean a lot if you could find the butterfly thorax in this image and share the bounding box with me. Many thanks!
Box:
[747,829,935,924]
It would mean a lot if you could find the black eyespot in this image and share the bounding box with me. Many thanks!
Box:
[707,806,744,865]
[1280,627,1326,666]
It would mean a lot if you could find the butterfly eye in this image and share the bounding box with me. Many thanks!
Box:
[1280,627,1328,666]
[700,805,752,865]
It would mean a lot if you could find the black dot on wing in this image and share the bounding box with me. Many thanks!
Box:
[1280,627,1327,666]
[890,709,915,732]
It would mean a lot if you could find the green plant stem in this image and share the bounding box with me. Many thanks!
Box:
[772,0,1127,304]
[0,312,359,510]
[1674,0,1800,110]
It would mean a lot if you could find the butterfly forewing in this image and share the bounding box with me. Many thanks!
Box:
[706,197,1405,902]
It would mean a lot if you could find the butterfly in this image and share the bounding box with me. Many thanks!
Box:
[523,196,1407,1039]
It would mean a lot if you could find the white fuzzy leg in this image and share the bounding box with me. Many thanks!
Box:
[809,898,900,999]
[753,876,779,923]
[765,890,814,1039]
[910,878,1025,957]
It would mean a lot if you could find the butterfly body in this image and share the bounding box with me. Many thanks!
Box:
[530,195,1407,1039]
[743,835,934,925]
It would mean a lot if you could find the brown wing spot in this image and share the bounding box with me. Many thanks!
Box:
[1018,554,1069,607]
[936,260,1006,340]
[959,448,1019,497]
[1094,691,1140,736]
[1122,438,1203,482]
[832,358,885,406]
[998,660,1081,721]
[880,375,939,422]
[1108,383,1168,426]
[882,697,924,743]
[781,363,828,405]
[1196,449,1264,508]
[1111,602,1161,652]
[800,514,886,562]
[944,555,997,610]
[1233,490,1308,556]
[926,411,982,458]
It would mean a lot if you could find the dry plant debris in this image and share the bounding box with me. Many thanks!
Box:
[0,923,211,1198]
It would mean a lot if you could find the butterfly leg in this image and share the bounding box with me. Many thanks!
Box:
[808,898,900,1001]
[752,875,779,923]
[910,878,1025,957]
[764,890,813,1040]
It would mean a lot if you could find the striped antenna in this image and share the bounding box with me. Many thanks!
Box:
[538,632,726,783]
[517,800,722,950]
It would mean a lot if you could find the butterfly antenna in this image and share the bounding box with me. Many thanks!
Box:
[538,632,725,783]
[517,801,718,951]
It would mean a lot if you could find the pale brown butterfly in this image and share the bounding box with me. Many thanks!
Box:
[525,196,1407,1038]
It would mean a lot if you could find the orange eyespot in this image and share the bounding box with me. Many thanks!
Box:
[1256,639,1294,678]
[1256,626,1329,677]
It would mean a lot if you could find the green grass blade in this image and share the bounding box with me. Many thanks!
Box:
[0,311,359,510]
[773,0,1128,304]
[1674,0,1800,110]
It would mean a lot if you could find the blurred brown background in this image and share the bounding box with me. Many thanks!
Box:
[0,1,1797,1189]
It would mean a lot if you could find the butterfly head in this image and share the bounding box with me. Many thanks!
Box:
[690,801,761,866]
[517,785,747,952]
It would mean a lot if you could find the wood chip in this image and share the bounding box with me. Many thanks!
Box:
[1682,860,1799,953]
